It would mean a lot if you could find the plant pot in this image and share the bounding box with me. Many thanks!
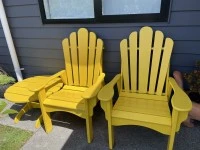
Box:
[0,84,13,98]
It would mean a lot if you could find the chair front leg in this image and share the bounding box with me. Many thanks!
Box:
[85,100,93,143]
[107,100,114,149]
[38,88,53,133]
[167,109,178,150]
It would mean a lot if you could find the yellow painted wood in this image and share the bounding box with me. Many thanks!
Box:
[82,73,105,99]
[35,115,43,128]
[112,117,171,135]
[138,27,153,93]
[107,100,114,149]
[156,38,174,95]
[113,97,171,118]
[119,92,168,101]
[85,100,93,143]
[63,38,73,85]
[38,88,53,133]
[129,32,138,92]
[14,103,31,123]
[120,39,130,91]
[98,74,121,101]
[4,76,63,127]
[78,28,88,86]
[97,26,192,149]
[149,31,164,94]
[31,28,105,143]
[70,32,79,85]
[93,39,103,84]
[88,32,96,86]
[167,109,178,150]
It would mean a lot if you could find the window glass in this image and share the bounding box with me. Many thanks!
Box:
[43,0,94,19]
[102,0,161,15]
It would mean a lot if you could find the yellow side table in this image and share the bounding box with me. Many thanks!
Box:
[4,76,63,128]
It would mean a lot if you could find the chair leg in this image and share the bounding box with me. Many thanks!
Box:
[14,103,32,123]
[167,130,176,150]
[35,115,43,128]
[167,110,178,150]
[86,116,93,143]
[108,119,114,149]
[42,111,53,133]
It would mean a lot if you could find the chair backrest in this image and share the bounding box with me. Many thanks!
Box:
[120,26,174,96]
[62,28,103,87]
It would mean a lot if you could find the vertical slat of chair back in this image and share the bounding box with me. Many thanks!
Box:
[62,28,103,87]
[156,38,173,95]
[120,26,174,95]
[93,39,103,84]
[87,32,97,86]
[129,32,138,92]
[121,39,130,92]
[148,31,164,94]
[78,28,89,86]
[138,27,153,93]
[70,32,79,85]
[62,38,72,85]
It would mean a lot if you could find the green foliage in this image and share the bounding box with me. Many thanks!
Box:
[0,75,15,85]
[0,99,17,118]
[184,60,200,94]
[0,124,33,149]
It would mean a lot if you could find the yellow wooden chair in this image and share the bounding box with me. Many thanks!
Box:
[29,28,105,143]
[98,26,192,150]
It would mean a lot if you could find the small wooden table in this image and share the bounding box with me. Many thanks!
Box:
[4,76,63,128]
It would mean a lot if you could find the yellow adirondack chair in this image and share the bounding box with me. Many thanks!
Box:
[29,28,105,143]
[98,26,192,150]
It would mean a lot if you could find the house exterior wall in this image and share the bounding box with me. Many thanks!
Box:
[0,0,200,81]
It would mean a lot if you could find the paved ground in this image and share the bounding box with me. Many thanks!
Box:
[1,99,200,150]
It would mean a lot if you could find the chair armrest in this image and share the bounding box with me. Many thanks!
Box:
[169,77,192,111]
[82,73,105,99]
[28,70,66,92]
[98,74,121,101]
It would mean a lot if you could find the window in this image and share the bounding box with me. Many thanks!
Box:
[38,0,171,23]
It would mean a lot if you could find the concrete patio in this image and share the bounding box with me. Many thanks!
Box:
[0,99,200,150]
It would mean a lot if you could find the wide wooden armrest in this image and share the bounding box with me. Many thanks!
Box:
[169,77,192,111]
[28,70,66,92]
[98,74,121,101]
[82,73,105,99]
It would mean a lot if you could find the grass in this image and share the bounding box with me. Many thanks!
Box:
[0,124,33,150]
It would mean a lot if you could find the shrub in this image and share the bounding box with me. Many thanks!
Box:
[184,60,200,94]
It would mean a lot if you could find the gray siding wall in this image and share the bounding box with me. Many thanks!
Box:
[0,0,200,81]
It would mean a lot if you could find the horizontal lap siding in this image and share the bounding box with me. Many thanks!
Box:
[0,0,200,80]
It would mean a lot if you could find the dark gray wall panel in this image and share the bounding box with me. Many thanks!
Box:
[0,55,12,64]
[14,39,62,49]
[172,0,200,11]
[8,27,200,41]
[0,29,5,37]
[19,57,64,68]
[4,5,40,18]
[3,0,37,6]
[0,47,10,55]
[0,38,7,46]
[16,48,64,59]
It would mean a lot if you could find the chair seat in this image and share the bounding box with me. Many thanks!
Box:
[112,94,171,126]
[44,85,88,111]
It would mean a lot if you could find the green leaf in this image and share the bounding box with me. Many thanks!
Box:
[0,101,7,112]
[2,109,18,115]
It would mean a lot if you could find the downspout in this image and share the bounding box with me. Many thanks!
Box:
[0,0,23,81]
